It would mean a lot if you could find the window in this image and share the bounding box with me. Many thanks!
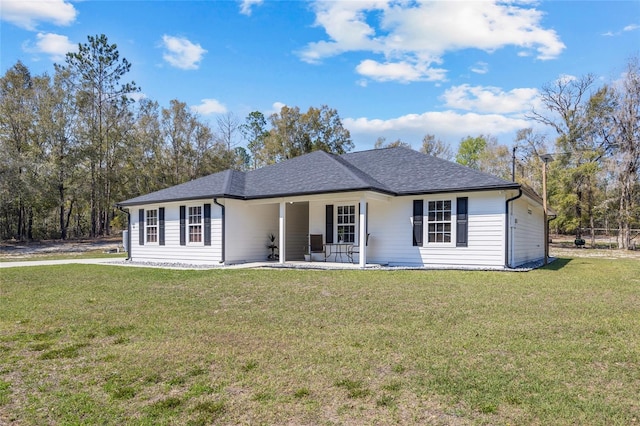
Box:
[188,206,202,243]
[336,205,355,243]
[427,200,451,243]
[146,209,158,243]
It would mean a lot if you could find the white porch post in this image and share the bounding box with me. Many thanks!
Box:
[359,197,367,268]
[279,201,286,264]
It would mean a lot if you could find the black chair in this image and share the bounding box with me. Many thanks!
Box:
[309,234,325,261]
[347,234,369,263]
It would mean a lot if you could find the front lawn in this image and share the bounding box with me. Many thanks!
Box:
[1,258,638,425]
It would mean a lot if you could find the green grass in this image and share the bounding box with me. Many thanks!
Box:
[0,250,127,262]
[1,258,639,424]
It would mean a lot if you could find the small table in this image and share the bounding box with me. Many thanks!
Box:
[324,243,351,263]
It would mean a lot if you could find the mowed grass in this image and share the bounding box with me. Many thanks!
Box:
[0,250,127,262]
[1,258,639,425]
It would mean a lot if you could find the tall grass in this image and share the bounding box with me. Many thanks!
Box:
[1,257,638,424]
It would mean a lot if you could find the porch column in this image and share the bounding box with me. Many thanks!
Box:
[359,197,367,268]
[279,201,286,264]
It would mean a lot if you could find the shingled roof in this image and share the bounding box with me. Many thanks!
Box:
[118,147,520,206]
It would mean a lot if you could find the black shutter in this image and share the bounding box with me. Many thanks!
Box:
[159,207,165,246]
[413,200,423,247]
[179,205,186,246]
[325,204,334,244]
[204,203,211,246]
[139,209,145,246]
[456,197,468,247]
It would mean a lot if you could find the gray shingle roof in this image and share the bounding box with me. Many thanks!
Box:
[118,147,519,206]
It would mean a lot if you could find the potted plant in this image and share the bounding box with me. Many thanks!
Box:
[337,228,344,243]
[303,245,311,262]
[267,233,278,260]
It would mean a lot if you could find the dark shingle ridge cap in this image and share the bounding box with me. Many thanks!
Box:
[224,169,247,197]
[222,169,234,194]
[321,150,393,192]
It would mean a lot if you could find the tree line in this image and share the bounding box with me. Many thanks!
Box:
[1,34,638,248]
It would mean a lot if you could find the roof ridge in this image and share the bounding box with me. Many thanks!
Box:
[328,151,392,192]
[222,169,245,196]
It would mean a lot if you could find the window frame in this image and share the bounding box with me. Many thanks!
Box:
[426,199,453,245]
[146,209,158,244]
[336,204,356,244]
[188,205,203,244]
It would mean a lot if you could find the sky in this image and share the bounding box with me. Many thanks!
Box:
[1,0,639,152]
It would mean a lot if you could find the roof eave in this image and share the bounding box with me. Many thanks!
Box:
[396,183,521,197]
[116,193,244,208]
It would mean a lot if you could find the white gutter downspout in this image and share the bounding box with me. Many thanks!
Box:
[505,189,522,268]
[213,198,225,264]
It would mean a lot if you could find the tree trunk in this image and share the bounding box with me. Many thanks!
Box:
[59,182,67,240]
[27,207,33,240]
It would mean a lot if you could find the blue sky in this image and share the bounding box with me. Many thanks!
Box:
[1,0,638,151]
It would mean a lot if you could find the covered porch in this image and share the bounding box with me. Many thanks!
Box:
[236,191,386,268]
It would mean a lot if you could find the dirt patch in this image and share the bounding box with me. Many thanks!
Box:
[0,237,122,259]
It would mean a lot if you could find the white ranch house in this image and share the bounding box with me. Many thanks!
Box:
[117,147,546,269]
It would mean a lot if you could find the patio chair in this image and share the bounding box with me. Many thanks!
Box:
[347,234,369,263]
[309,234,325,261]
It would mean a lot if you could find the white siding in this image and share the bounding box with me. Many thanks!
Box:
[129,200,222,265]
[225,199,279,263]
[363,192,507,267]
[127,189,542,269]
[308,191,506,267]
[511,195,545,267]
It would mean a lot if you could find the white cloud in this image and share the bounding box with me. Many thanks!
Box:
[239,0,263,16]
[442,84,540,114]
[470,62,489,75]
[555,74,577,85]
[344,110,531,149]
[356,59,446,83]
[1,0,77,30]
[161,35,207,70]
[602,23,639,37]
[299,1,565,83]
[191,99,227,115]
[346,111,526,134]
[29,32,76,61]
[270,101,286,113]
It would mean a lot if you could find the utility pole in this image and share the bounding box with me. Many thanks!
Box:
[511,145,517,182]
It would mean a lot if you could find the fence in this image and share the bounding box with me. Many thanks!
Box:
[574,228,639,249]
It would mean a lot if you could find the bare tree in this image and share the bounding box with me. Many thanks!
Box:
[216,112,241,151]
[612,57,640,248]
[420,134,453,160]
[374,137,411,149]
[528,74,600,241]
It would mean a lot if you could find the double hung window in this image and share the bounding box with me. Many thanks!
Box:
[427,200,452,243]
[188,206,202,243]
[146,209,158,243]
[336,205,355,243]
